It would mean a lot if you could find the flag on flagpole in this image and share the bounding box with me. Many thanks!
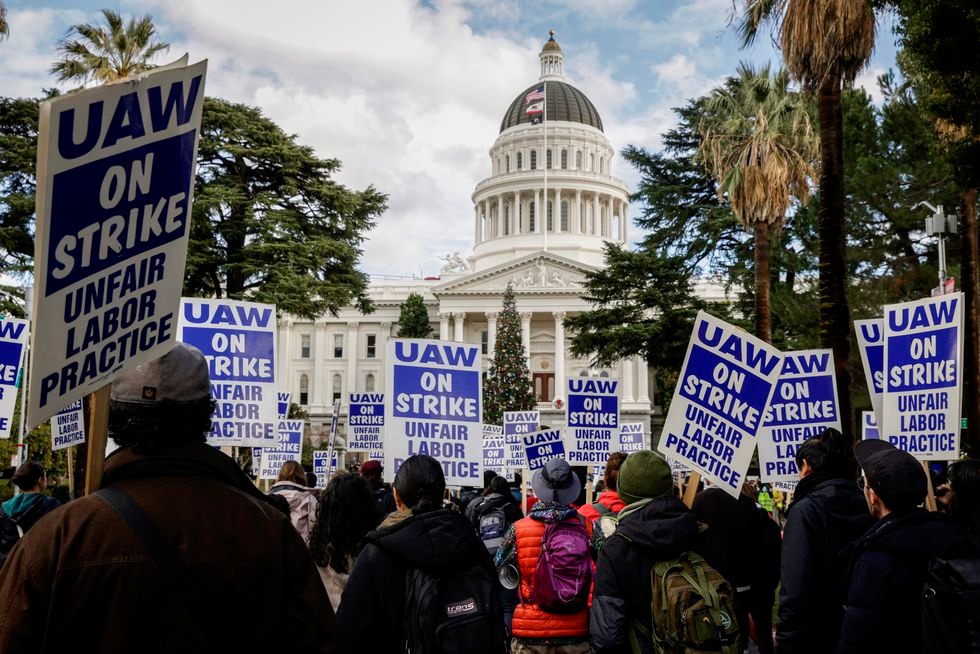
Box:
[526,101,544,115]
[525,84,545,125]
[525,86,545,103]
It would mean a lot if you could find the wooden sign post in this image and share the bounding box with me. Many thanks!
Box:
[83,384,110,495]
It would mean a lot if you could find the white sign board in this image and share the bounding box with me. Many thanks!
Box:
[178,298,278,448]
[384,339,483,486]
[277,391,291,420]
[565,378,620,464]
[658,311,784,498]
[483,424,506,475]
[882,294,963,460]
[619,422,645,453]
[504,411,537,469]
[758,349,841,483]
[257,420,304,480]
[50,400,86,450]
[522,428,566,471]
[29,59,207,427]
[348,392,384,452]
[855,319,884,425]
[861,411,880,440]
[313,449,337,489]
[0,318,29,438]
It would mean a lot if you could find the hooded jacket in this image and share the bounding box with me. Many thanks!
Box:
[0,493,60,568]
[590,495,719,654]
[469,491,524,530]
[836,510,978,654]
[579,490,627,523]
[268,480,319,541]
[0,442,339,654]
[777,475,873,654]
[336,507,498,654]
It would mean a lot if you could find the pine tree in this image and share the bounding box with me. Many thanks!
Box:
[483,285,536,425]
[396,293,432,338]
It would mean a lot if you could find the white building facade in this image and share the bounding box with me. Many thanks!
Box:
[277,35,720,453]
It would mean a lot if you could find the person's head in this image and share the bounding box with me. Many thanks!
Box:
[277,460,308,486]
[488,475,511,498]
[108,343,214,453]
[11,461,46,492]
[603,452,628,492]
[617,450,673,505]
[482,469,497,491]
[531,458,581,506]
[795,427,854,479]
[360,459,383,483]
[392,455,446,515]
[308,471,380,573]
[947,459,980,536]
[855,440,927,519]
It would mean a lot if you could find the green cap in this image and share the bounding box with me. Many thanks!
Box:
[617,450,673,505]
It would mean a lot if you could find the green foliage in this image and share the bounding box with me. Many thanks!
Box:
[0,1,8,40]
[0,96,40,316]
[396,293,432,338]
[0,386,68,500]
[288,402,310,421]
[483,285,535,425]
[186,97,388,318]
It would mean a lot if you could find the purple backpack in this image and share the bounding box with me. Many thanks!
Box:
[532,516,592,613]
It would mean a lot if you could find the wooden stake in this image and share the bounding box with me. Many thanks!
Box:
[521,466,529,516]
[676,471,685,499]
[923,461,937,512]
[83,384,111,495]
[66,446,75,498]
[683,472,701,508]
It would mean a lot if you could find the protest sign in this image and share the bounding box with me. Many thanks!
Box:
[179,298,277,448]
[277,392,291,420]
[0,317,29,438]
[28,59,207,428]
[882,294,963,460]
[522,428,566,471]
[348,393,384,452]
[368,450,384,462]
[658,311,784,498]
[565,378,620,464]
[50,400,85,450]
[619,422,645,453]
[483,424,506,475]
[758,349,841,483]
[504,411,537,470]
[861,411,880,440]
[313,449,337,489]
[257,420,304,480]
[855,319,884,424]
[385,339,482,485]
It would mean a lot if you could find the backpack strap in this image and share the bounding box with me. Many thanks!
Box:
[594,502,612,517]
[93,486,220,646]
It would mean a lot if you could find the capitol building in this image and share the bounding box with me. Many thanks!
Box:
[276,34,722,453]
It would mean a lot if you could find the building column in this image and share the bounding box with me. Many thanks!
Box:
[535,189,542,233]
[520,312,532,370]
[637,358,651,403]
[553,312,566,401]
[573,190,582,234]
[312,323,327,412]
[277,317,291,385]
[486,312,498,359]
[622,357,635,402]
[453,312,465,342]
[621,201,628,243]
[554,187,562,233]
[492,199,501,238]
[439,313,450,340]
[592,193,599,235]
[346,321,359,394]
[474,205,481,244]
[497,195,504,236]
[606,196,614,238]
[378,322,391,390]
[514,192,521,234]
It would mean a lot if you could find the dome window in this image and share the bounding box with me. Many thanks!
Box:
[561,149,568,169]
[547,149,552,169]
[530,150,537,170]
[575,151,582,169]
[517,151,523,170]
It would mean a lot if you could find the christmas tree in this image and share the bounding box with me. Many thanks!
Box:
[396,292,432,338]
[483,284,536,425]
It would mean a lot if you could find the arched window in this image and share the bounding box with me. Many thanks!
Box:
[332,374,342,402]
[599,156,605,174]
[504,205,510,235]
[547,201,553,231]
[561,149,568,169]
[299,374,309,405]
[561,201,569,231]
[365,373,376,393]
[530,151,537,170]
[546,149,552,169]
[575,151,582,169]
[505,155,510,173]
[589,152,595,171]
[517,152,523,170]
[600,370,610,378]
[579,370,589,377]
[529,203,536,232]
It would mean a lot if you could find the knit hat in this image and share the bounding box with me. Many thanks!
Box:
[617,450,673,505]
[110,343,211,404]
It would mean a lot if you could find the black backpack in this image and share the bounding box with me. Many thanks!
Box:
[922,556,980,654]
[403,558,508,654]
[0,510,24,569]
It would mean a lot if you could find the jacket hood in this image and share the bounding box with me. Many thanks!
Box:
[1,492,46,520]
[473,492,516,515]
[855,510,974,561]
[368,508,482,571]
[596,490,626,513]
[790,477,870,527]
[616,495,698,557]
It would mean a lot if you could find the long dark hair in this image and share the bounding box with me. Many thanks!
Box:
[308,473,379,574]
[948,459,980,537]
[11,461,45,491]
[393,455,445,515]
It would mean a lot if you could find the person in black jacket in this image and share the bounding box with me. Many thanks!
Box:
[0,462,61,568]
[337,455,503,654]
[777,428,873,654]
[836,440,978,654]
[469,475,523,636]
[359,459,396,518]
[591,451,724,654]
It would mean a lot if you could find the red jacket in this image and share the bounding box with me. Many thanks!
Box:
[578,490,626,522]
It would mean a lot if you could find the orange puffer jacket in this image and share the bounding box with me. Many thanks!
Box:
[511,515,591,640]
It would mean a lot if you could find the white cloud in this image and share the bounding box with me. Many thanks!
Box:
[0,7,88,97]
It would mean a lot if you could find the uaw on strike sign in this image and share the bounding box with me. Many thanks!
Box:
[29,58,207,428]
[659,311,783,498]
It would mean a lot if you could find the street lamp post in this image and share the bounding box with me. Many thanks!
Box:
[914,201,958,291]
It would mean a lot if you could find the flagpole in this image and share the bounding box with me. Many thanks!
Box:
[543,83,548,252]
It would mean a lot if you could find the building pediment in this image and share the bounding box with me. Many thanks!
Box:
[432,252,595,296]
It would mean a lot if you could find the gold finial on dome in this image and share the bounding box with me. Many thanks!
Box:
[542,30,562,52]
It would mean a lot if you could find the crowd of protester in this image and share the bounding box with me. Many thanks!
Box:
[0,344,978,653]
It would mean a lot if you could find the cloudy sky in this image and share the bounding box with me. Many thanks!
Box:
[1,0,899,277]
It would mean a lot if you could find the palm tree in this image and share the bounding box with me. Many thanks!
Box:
[740,0,876,435]
[698,64,818,343]
[50,9,169,85]
[0,1,9,40]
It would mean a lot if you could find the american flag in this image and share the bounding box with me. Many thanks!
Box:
[525,85,545,103]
